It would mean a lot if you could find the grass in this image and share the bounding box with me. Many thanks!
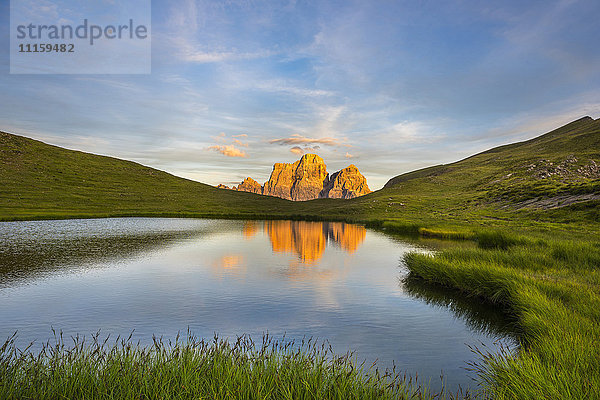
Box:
[0,331,450,400]
[1,117,600,398]
[403,235,600,399]
[475,231,522,250]
[2,117,599,236]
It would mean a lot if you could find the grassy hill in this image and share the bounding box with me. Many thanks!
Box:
[1,117,599,231]
[385,116,599,203]
[0,131,303,220]
[343,116,600,231]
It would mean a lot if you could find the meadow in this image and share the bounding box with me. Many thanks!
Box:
[404,231,600,399]
[1,117,598,399]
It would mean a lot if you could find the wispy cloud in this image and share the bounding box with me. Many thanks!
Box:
[269,134,341,146]
[181,49,274,64]
[208,144,247,158]
[233,138,248,147]
[290,146,303,155]
[252,79,334,98]
[289,145,321,156]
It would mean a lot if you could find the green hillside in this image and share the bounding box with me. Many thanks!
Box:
[347,116,600,229]
[0,131,299,220]
[1,117,599,230]
[385,116,599,201]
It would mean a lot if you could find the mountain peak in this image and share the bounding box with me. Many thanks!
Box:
[232,177,261,194]
[299,153,325,164]
[219,155,371,201]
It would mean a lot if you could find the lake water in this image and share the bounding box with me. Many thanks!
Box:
[0,218,516,391]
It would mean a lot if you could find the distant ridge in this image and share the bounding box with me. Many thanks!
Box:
[384,116,599,210]
[220,154,372,201]
[0,116,598,222]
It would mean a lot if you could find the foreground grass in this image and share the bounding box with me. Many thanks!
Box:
[0,332,450,400]
[404,234,600,399]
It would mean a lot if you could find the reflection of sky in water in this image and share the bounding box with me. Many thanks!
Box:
[0,218,516,391]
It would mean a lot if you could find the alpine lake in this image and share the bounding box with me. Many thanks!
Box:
[0,218,517,391]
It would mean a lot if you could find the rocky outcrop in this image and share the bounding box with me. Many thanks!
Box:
[262,162,296,200]
[216,184,229,189]
[263,154,329,200]
[289,154,328,201]
[320,164,371,199]
[219,154,371,201]
[234,177,262,194]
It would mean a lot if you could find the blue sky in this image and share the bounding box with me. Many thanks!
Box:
[1,0,599,189]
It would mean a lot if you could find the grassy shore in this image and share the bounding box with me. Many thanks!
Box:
[404,232,600,399]
[0,331,452,400]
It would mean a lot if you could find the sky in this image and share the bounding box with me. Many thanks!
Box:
[1,0,599,189]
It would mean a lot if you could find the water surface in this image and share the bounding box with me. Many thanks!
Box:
[0,218,516,390]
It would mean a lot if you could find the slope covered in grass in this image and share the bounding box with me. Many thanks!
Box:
[384,117,599,212]
[341,117,600,232]
[1,117,598,231]
[0,131,304,220]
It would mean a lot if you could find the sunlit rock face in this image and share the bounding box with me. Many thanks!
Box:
[262,162,297,200]
[320,164,372,199]
[290,154,329,201]
[262,154,328,201]
[234,177,262,194]
[220,154,371,201]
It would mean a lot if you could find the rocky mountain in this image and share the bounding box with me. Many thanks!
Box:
[321,164,371,199]
[262,162,296,200]
[218,154,372,201]
[234,177,262,194]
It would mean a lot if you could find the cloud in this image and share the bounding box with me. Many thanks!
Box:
[269,134,341,146]
[376,121,444,144]
[289,145,322,156]
[208,132,250,156]
[182,50,273,64]
[211,132,228,143]
[345,152,354,158]
[233,134,248,138]
[252,80,335,98]
[290,146,304,155]
[389,121,422,142]
[168,35,273,64]
[208,144,247,158]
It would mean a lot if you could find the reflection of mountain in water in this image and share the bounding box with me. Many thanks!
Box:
[242,221,259,239]
[263,221,366,263]
[211,255,246,278]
